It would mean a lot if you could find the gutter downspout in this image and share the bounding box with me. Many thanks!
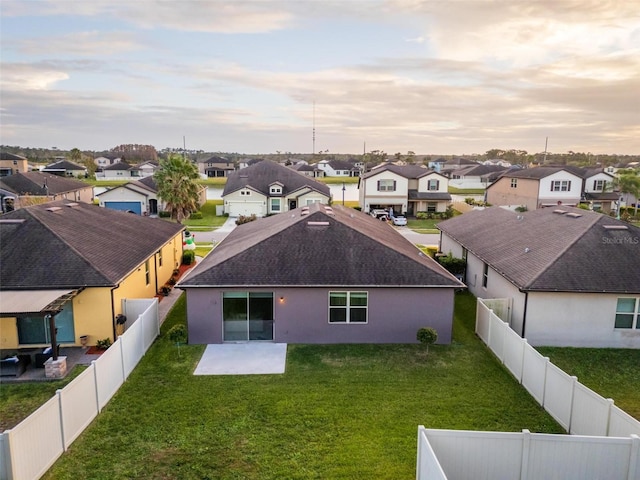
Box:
[521,291,529,338]
[110,284,119,341]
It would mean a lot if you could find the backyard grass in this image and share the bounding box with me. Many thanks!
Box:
[39,292,562,479]
[183,200,226,229]
[447,187,485,195]
[536,347,640,421]
[0,366,86,431]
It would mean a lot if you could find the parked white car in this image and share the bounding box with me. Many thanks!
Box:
[392,215,407,226]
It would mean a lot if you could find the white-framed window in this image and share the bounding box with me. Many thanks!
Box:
[158,249,163,267]
[270,186,282,195]
[306,199,321,205]
[145,260,150,285]
[614,298,640,329]
[270,198,281,212]
[592,180,606,191]
[377,179,396,191]
[482,263,488,288]
[426,203,437,213]
[329,291,368,323]
[551,180,572,192]
[510,178,518,188]
[427,179,440,191]
[240,190,251,196]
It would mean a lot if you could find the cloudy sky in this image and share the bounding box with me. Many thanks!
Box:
[1,0,639,155]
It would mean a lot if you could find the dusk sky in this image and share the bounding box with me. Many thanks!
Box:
[1,1,639,155]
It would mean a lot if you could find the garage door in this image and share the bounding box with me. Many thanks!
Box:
[227,201,264,218]
[104,201,142,215]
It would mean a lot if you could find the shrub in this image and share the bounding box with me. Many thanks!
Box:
[236,214,257,225]
[425,246,439,258]
[416,327,438,354]
[159,211,171,218]
[464,197,475,205]
[189,211,203,219]
[182,250,195,265]
[167,324,188,344]
[515,205,528,212]
[437,252,466,275]
[96,338,112,350]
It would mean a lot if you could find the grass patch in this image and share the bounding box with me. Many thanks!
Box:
[319,176,359,185]
[0,366,87,430]
[184,200,227,229]
[448,187,485,195]
[536,347,640,420]
[41,292,561,479]
[407,218,441,234]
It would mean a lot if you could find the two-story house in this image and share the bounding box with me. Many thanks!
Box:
[486,167,583,210]
[316,159,360,177]
[196,155,236,178]
[96,161,142,181]
[359,164,451,216]
[222,160,331,217]
[580,168,618,213]
[0,152,30,177]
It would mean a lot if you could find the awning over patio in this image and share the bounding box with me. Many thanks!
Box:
[0,290,78,315]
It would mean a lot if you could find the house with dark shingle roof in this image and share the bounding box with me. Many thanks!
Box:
[222,160,331,217]
[449,164,509,190]
[438,207,640,348]
[196,155,236,177]
[0,171,93,213]
[97,175,206,216]
[359,164,451,216]
[42,160,87,177]
[486,167,585,210]
[178,203,463,344]
[0,201,185,349]
[0,152,29,177]
[96,161,142,181]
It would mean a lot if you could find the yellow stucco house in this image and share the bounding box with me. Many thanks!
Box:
[0,200,184,349]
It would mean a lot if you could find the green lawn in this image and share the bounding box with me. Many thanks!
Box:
[448,187,485,195]
[183,200,226,230]
[536,347,640,421]
[406,218,441,234]
[39,292,561,479]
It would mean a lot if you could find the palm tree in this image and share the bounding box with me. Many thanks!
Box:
[154,154,200,223]
[614,172,640,217]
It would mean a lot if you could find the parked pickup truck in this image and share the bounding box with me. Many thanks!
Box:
[370,209,389,221]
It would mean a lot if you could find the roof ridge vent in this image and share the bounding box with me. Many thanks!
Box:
[307,221,329,226]
[566,212,582,218]
[603,224,628,230]
[301,211,309,216]
[46,207,62,212]
[65,202,79,207]
[553,209,567,214]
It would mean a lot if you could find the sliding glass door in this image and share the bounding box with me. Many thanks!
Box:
[17,302,75,344]
[223,292,274,341]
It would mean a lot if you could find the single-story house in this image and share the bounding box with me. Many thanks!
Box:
[222,160,331,217]
[0,201,184,349]
[0,171,94,213]
[96,161,142,181]
[41,160,87,178]
[316,159,360,177]
[178,203,464,344]
[97,175,206,216]
[438,206,640,348]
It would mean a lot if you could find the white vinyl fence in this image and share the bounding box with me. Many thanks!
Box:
[476,298,640,437]
[417,426,640,480]
[0,299,159,480]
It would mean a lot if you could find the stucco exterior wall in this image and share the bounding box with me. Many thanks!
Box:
[486,177,540,211]
[440,233,527,334]
[184,286,455,345]
[224,189,267,217]
[417,173,448,193]
[538,171,582,207]
[525,292,640,348]
[98,188,149,213]
[360,171,409,213]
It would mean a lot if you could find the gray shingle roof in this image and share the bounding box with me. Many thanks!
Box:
[408,190,452,201]
[362,164,437,180]
[0,171,90,196]
[0,200,184,289]
[179,203,462,288]
[499,167,581,180]
[438,207,640,293]
[0,152,27,161]
[43,160,86,171]
[222,160,330,197]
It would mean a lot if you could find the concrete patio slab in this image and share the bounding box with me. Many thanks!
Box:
[194,343,287,375]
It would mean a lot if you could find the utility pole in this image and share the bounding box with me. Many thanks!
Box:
[543,137,548,164]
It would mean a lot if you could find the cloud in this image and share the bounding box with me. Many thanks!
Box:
[14,31,144,56]
[0,63,69,90]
